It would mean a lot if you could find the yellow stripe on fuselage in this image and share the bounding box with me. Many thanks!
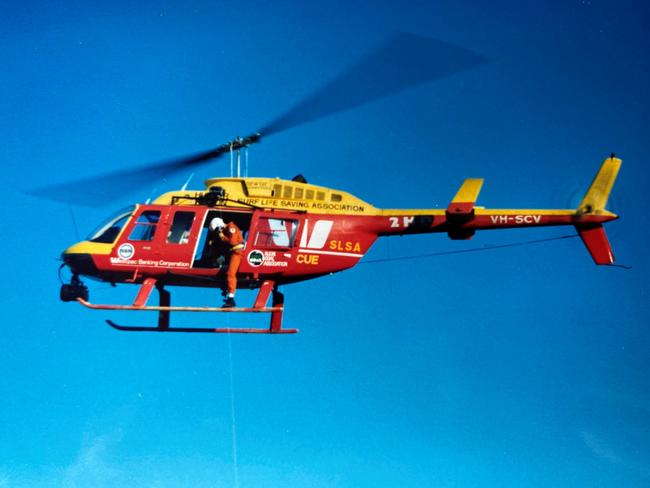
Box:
[379,208,587,217]
[64,240,113,255]
[380,209,446,216]
[475,209,575,216]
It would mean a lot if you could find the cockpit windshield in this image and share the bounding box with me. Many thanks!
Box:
[87,206,135,243]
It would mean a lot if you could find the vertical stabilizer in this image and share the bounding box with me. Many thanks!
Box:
[574,156,621,265]
[578,156,621,214]
[576,224,614,265]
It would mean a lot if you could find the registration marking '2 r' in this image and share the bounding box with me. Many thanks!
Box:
[389,216,415,228]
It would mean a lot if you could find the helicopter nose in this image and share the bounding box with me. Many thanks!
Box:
[61,252,98,276]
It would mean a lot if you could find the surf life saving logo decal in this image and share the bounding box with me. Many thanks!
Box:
[247,250,264,267]
[117,243,135,260]
[247,250,289,268]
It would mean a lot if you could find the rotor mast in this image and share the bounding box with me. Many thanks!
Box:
[228,133,260,177]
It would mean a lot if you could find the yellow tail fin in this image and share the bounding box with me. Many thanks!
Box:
[578,156,621,214]
[451,178,483,204]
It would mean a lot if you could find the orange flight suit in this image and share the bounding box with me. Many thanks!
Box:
[219,222,245,295]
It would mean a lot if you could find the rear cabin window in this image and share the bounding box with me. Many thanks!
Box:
[253,218,298,248]
[167,211,195,244]
[128,210,160,241]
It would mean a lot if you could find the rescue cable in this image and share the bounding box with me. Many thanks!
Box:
[226,330,240,488]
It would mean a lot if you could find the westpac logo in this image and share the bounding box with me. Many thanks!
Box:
[117,243,135,260]
[299,220,334,249]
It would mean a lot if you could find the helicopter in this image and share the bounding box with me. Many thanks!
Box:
[39,34,621,334]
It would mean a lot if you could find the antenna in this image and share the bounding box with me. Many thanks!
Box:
[229,142,234,177]
[236,146,241,177]
[180,173,194,191]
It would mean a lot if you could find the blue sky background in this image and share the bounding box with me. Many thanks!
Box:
[1,1,649,486]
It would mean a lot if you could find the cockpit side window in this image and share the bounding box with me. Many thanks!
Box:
[87,206,134,244]
[128,210,161,242]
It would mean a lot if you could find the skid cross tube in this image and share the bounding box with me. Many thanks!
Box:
[76,280,297,334]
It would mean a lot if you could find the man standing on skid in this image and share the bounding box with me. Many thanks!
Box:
[209,218,245,308]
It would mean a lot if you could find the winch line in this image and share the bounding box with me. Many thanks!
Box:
[226,324,240,488]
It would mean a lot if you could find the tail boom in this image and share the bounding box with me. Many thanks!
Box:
[376,156,620,265]
[469,209,616,230]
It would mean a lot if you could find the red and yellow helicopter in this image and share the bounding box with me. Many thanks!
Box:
[42,34,622,334]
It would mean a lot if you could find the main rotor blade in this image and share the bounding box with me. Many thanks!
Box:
[28,135,260,207]
[29,34,485,208]
[28,151,214,207]
[259,33,486,136]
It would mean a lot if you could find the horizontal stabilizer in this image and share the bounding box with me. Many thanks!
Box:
[576,224,614,265]
[447,178,483,215]
[446,178,483,239]
[451,178,483,205]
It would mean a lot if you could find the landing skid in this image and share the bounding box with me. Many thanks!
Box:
[77,279,297,334]
[105,320,297,334]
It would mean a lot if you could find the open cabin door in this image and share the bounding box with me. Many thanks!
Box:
[191,209,253,269]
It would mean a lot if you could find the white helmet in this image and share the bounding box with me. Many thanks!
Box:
[209,217,226,232]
